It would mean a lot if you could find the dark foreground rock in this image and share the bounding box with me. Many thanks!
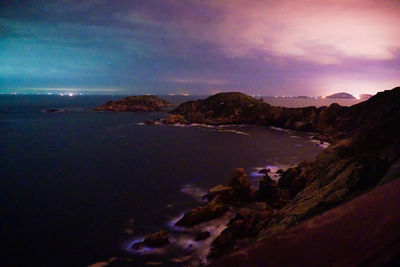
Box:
[93,95,171,112]
[212,178,400,266]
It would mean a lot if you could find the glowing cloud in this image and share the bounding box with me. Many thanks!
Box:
[206,0,400,64]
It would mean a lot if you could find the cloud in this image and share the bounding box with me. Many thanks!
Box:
[1,0,399,94]
[199,0,400,64]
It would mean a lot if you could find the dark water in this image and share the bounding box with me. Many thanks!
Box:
[0,95,324,266]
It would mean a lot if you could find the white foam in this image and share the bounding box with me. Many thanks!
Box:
[252,164,289,182]
[169,211,235,265]
[311,139,330,148]
[122,237,167,255]
[217,129,250,136]
[269,126,290,132]
[180,184,207,203]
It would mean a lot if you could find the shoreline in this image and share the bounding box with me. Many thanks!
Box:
[91,87,400,266]
[114,123,327,265]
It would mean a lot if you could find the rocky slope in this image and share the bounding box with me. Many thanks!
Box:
[93,95,171,112]
[213,177,400,266]
[168,87,400,262]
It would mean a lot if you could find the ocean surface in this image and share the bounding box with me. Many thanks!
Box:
[0,95,362,266]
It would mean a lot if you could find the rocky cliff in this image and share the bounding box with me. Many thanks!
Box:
[93,95,171,112]
[171,88,399,143]
[170,92,349,142]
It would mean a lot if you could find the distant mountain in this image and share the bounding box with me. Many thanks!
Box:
[326,92,356,99]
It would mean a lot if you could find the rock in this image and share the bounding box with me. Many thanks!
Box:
[131,241,145,250]
[43,108,65,113]
[163,114,186,124]
[208,222,241,259]
[208,206,274,259]
[207,185,233,201]
[258,168,270,174]
[175,195,229,227]
[93,95,171,112]
[277,162,313,198]
[229,168,251,200]
[145,120,155,125]
[278,167,299,189]
[195,231,211,241]
[257,174,283,207]
[143,229,170,247]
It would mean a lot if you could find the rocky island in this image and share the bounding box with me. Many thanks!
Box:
[140,87,400,265]
[166,91,349,143]
[93,95,171,112]
[326,92,356,99]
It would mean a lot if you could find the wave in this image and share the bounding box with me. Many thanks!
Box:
[180,184,207,203]
[217,129,250,136]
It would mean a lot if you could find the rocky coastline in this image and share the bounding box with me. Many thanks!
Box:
[132,86,400,265]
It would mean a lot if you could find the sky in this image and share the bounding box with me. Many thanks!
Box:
[1,0,400,96]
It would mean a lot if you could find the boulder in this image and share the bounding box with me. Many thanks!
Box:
[278,167,299,189]
[257,174,283,207]
[229,168,251,200]
[207,185,233,201]
[142,229,170,247]
[131,241,145,250]
[175,195,229,227]
[163,114,186,124]
[258,168,271,174]
[208,205,274,259]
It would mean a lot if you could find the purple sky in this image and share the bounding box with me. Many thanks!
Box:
[1,0,399,96]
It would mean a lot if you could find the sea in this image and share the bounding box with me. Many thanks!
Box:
[0,95,362,266]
